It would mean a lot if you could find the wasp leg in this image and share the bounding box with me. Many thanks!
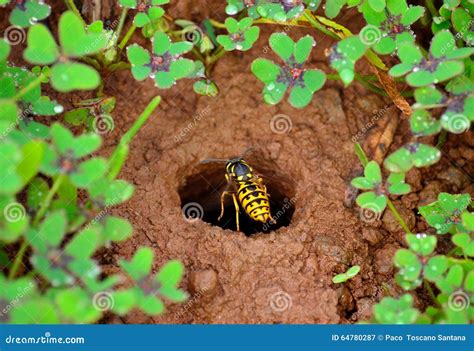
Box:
[218,191,235,221]
[231,193,241,232]
[217,191,241,231]
[269,214,277,225]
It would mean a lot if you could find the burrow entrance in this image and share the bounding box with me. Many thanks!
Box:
[179,156,296,236]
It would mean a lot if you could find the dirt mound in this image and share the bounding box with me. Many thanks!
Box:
[96,20,413,323]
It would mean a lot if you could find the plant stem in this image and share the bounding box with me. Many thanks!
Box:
[354,142,369,166]
[304,12,387,70]
[208,19,227,29]
[118,24,137,50]
[424,280,441,307]
[8,174,65,279]
[328,73,387,96]
[7,240,29,279]
[114,8,129,47]
[13,73,48,101]
[436,129,448,149]
[425,0,439,18]
[355,74,387,96]
[33,175,66,225]
[108,96,161,180]
[303,12,340,40]
[191,47,206,64]
[387,199,412,234]
[206,46,226,66]
[64,0,86,26]
[108,61,132,72]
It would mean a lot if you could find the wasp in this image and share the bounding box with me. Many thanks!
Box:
[202,156,276,232]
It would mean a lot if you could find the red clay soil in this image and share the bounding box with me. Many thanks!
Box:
[4,1,473,324]
[97,2,473,324]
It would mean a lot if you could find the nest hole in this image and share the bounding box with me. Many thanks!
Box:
[179,157,296,236]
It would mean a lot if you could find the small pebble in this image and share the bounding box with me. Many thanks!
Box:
[188,269,218,297]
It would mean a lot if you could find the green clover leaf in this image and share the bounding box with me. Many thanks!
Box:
[359,0,423,54]
[452,232,474,257]
[329,36,367,85]
[225,0,259,17]
[0,39,10,61]
[0,141,23,195]
[0,196,29,243]
[156,260,187,302]
[27,210,75,286]
[23,11,106,92]
[0,65,63,119]
[55,287,101,323]
[256,2,305,22]
[193,79,219,97]
[384,142,441,173]
[252,33,325,108]
[452,7,474,46]
[419,193,471,234]
[394,233,449,290]
[119,0,169,27]
[10,297,59,323]
[120,248,187,315]
[352,161,410,213]
[120,247,153,280]
[41,123,107,189]
[0,274,37,322]
[325,0,347,18]
[9,0,51,28]
[412,81,473,134]
[372,294,419,324]
[127,32,195,88]
[225,0,320,20]
[217,17,260,51]
[59,12,108,57]
[389,31,474,87]
[410,109,442,136]
[332,265,361,283]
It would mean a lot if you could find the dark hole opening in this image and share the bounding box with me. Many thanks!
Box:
[179,159,296,236]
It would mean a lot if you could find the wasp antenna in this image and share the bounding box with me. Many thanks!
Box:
[241,147,255,158]
[200,158,229,164]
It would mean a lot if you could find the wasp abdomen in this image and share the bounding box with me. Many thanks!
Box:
[237,181,272,223]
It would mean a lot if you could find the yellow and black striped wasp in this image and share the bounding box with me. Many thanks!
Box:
[201,154,276,232]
